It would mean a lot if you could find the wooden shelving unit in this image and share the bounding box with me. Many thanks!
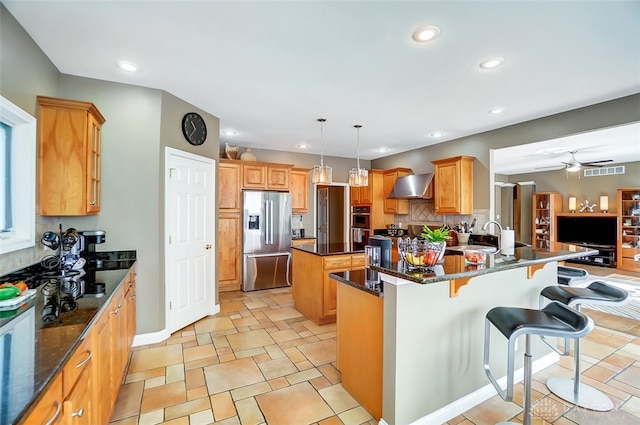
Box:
[532,192,562,250]
[618,187,640,272]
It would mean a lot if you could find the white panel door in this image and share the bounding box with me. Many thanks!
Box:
[166,147,216,334]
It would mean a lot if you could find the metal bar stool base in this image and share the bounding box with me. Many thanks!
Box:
[546,377,613,411]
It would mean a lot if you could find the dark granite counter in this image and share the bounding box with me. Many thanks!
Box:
[328,270,383,297]
[371,243,598,284]
[0,251,136,425]
[292,243,364,256]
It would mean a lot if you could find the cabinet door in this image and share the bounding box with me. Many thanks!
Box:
[86,113,101,214]
[109,289,127,402]
[125,272,137,350]
[64,364,92,425]
[25,373,63,425]
[219,162,241,211]
[290,169,309,213]
[350,186,361,205]
[92,309,112,425]
[383,169,409,214]
[243,164,266,188]
[267,166,290,190]
[218,213,242,291]
[433,161,460,214]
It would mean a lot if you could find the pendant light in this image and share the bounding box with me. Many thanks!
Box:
[311,118,332,184]
[349,125,368,187]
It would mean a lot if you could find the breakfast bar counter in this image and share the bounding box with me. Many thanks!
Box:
[331,243,598,424]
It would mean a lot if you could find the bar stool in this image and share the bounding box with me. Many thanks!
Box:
[484,302,593,425]
[539,281,631,411]
[557,265,588,286]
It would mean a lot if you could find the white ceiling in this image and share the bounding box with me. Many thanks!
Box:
[5,1,640,169]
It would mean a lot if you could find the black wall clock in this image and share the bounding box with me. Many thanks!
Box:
[181,112,207,145]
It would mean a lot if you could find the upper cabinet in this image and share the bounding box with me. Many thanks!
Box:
[383,168,411,214]
[242,162,291,190]
[38,96,106,216]
[290,168,310,213]
[431,156,474,215]
[219,160,242,212]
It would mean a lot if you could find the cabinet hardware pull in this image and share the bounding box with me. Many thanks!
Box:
[117,303,122,308]
[76,351,93,368]
[112,308,118,314]
[72,407,84,417]
[205,244,212,249]
[44,401,62,425]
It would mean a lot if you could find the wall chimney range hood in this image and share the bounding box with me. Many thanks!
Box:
[387,173,434,199]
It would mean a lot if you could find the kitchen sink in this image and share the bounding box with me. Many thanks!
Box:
[468,233,530,249]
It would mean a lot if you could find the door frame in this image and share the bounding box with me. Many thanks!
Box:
[164,147,218,335]
[313,182,350,245]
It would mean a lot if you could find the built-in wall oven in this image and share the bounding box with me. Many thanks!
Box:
[351,206,371,250]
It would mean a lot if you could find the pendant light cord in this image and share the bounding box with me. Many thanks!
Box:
[318,118,326,167]
[354,125,362,170]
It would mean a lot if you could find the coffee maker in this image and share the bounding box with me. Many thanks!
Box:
[78,230,106,268]
[78,230,106,297]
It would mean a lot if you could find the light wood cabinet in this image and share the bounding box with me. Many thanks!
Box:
[383,168,411,214]
[292,249,365,325]
[532,192,562,250]
[219,160,242,211]
[63,364,92,425]
[37,96,106,216]
[242,162,292,190]
[350,178,373,206]
[218,213,242,292]
[337,281,383,420]
[23,373,63,425]
[92,269,136,425]
[431,156,474,215]
[618,187,640,272]
[290,168,310,213]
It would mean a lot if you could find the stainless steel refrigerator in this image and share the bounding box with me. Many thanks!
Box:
[243,191,292,291]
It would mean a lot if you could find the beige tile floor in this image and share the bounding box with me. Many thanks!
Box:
[111,266,640,425]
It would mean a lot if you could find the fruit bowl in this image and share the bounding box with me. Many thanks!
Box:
[398,238,446,269]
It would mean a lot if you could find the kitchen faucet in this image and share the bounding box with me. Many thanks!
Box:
[482,220,503,235]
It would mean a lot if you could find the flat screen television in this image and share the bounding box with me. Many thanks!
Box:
[556,216,617,247]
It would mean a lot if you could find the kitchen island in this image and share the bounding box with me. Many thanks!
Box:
[291,243,364,325]
[331,242,598,424]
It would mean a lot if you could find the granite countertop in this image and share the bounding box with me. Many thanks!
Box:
[292,243,364,256]
[371,243,598,284]
[329,270,383,297]
[0,251,136,425]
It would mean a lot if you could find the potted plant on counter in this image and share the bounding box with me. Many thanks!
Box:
[420,225,452,265]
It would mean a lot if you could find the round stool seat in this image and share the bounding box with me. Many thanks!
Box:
[541,281,630,307]
[540,281,631,411]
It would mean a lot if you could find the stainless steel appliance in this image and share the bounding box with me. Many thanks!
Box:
[351,205,370,251]
[243,191,292,291]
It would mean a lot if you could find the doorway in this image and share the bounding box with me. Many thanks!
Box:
[315,184,349,245]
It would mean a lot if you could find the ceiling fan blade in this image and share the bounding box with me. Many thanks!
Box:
[581,159,613,166]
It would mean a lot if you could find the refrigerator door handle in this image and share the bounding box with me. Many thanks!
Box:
[264,199,270,245]
[269,199,274,245]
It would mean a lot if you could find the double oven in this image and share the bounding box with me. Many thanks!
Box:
[351,205,371,251]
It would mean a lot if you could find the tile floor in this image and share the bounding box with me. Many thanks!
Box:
[110,266,640,425]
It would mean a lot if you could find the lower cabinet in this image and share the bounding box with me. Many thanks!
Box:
[64,364,92,424]
[218,213,242,292]
[24,373,63,424]
[292,250,364,325]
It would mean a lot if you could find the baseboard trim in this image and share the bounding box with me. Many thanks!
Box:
[132,303,221,347]
[379,352,559,425]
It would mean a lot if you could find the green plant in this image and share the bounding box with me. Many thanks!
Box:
[420,225,452,242]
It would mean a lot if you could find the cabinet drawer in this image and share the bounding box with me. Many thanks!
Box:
[620,256,640,271]
[25,372,63,425]
[63,335,93,397]
[351,254,365,268]
[323,255,353,269]
[621,247,640,258]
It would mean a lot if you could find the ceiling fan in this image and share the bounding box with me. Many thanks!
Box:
[536,150,613,172]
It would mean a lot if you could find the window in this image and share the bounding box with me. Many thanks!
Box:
[0,96,36,254]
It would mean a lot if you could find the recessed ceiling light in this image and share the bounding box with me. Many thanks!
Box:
[117,61,138,72]
[296,144,308,149]
[412,25,441,42]
[430,131,445,138]
[221,130,237,136]
[488,108,504,115]
[375,147,389,153]
[479,56,506,69]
